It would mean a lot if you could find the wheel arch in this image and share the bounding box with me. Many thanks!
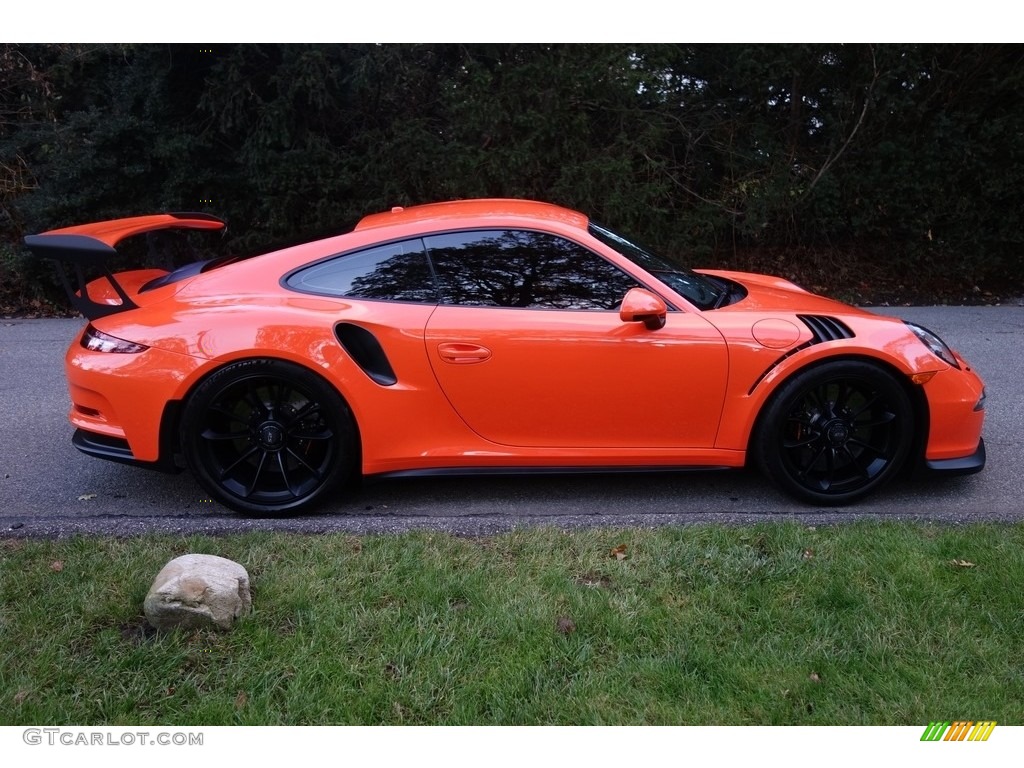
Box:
[745,353,928,466]
[157,354,364,471]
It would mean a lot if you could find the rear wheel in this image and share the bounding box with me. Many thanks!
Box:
[181,359,357,515]
[755,361,913,505]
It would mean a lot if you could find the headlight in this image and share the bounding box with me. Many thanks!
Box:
[904,321,959,369]
[82,325,149,354]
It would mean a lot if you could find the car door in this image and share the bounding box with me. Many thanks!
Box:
[422,229,729,449]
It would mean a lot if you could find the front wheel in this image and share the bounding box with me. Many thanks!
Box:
[180,359,358,515]
[754,361,914,505]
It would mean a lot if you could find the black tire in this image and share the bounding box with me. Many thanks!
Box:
[754,360,914,505]
[180,359,358,515]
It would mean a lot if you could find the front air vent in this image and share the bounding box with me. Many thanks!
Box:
[797,315,854,343]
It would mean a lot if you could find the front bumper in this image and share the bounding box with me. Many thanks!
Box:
[920,361,986,464]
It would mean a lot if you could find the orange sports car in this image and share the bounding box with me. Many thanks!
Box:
[25,199,985,514]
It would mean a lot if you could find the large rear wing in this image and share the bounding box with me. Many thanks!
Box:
[24,212,226,319]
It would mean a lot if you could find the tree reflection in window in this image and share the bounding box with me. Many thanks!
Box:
[425,230,638,310]
[288,240,437,303]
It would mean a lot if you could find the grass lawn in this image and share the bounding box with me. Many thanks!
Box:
[2,522,1023,725]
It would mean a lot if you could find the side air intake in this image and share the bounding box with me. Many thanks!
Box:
[797,315,854,343]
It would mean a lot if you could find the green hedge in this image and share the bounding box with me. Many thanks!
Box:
[2,44,1022,310]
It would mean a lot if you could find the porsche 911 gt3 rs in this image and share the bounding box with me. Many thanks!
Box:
[25,199,986,514]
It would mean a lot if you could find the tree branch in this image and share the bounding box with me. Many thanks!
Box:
[801,45,880,201]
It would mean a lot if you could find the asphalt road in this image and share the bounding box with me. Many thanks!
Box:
[2,307,1023,538]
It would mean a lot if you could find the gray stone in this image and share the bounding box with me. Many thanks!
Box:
[144,554,251,630]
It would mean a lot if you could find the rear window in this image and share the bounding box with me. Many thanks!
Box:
[285,240,437,303]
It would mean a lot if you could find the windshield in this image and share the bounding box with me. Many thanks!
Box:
[588,222,725,310]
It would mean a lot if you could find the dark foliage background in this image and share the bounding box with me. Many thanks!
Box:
[1,43,1022,312]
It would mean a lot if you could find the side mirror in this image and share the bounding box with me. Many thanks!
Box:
[619,287,667,330]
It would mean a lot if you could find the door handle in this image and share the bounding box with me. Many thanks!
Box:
[437,342,492,364]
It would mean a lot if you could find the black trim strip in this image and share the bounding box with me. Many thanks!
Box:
[169,211,227,224]
[72,429,181,473]
[369,465,733,480]
[747,340,814,395]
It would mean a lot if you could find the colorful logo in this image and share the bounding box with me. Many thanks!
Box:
[921,721,997,741]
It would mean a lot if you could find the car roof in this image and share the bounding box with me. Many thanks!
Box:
[353,198,590,233]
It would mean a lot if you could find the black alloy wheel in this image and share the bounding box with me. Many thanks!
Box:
[181,359,357,515]
[755,361,914,505]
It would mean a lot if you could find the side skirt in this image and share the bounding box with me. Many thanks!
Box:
[368,465,734,481]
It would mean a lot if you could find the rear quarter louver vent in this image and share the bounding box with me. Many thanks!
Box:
[798,315,855,343]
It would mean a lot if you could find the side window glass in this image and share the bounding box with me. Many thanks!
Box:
[425,230,638,310]
[286,240,436,303]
